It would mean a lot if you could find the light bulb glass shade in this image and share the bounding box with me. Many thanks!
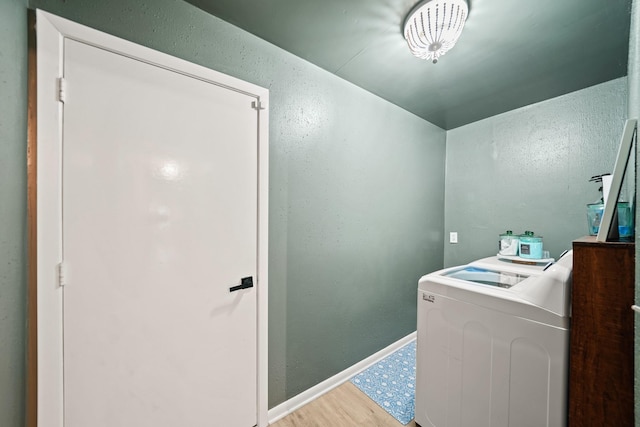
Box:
[404,0,468,63]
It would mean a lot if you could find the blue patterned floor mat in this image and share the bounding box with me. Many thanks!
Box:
[350,340,416,425]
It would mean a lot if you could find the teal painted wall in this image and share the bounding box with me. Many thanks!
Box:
[12,0,447,412]
[444,78,628,267]
[0,0,28,426]
[3,1,634,423]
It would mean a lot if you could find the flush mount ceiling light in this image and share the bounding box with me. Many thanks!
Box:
[404,0,468,64]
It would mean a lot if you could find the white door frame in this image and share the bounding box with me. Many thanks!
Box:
[36,10,269,427]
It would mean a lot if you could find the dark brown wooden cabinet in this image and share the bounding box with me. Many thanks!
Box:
[569,236,635,426]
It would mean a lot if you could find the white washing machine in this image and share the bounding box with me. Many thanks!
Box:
[415,252,572,427]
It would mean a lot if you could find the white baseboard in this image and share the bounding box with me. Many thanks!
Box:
[267,331,417,425]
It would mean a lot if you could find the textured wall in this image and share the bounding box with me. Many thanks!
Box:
[27,0,446,409]
[444,78,627,267]
[12,1,630,422]
[0,0,28,426]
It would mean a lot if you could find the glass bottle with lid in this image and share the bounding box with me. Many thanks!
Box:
[519,231,543,259]
[586,174,606,235]
[498,230,519,256]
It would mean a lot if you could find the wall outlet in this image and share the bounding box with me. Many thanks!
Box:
[449,232,458,244]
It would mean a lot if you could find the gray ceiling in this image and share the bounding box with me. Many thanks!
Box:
[185,0,632,129]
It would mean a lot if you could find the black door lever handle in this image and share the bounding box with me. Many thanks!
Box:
[230,276,253,292]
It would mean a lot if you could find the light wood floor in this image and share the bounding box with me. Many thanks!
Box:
[270,381,419,427]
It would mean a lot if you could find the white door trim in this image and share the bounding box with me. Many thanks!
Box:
[36,10,269,427]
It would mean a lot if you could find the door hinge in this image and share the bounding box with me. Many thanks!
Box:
[57,77,67,103]
[251,100,265,111]
[57,262,67,287]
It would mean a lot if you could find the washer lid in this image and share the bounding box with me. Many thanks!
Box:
[419,251,572,321]
[442,267,529,289]
[469,255,552,276]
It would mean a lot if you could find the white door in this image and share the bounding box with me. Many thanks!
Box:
[61,37,258,426]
